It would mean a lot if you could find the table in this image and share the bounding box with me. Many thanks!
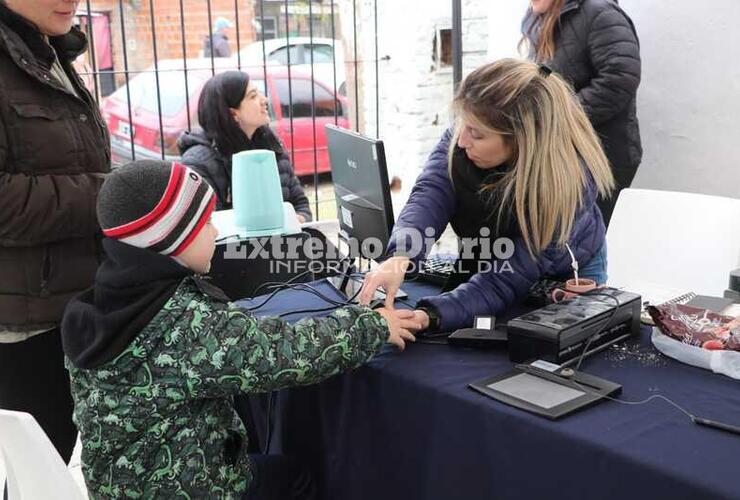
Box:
[237,280,740,500]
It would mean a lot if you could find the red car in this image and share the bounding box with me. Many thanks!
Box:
[101,58,350,176]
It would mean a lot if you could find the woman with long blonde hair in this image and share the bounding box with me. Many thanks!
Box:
[360,59,614,333]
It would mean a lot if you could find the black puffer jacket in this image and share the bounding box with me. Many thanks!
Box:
[0,4,110,333]
[523,0,642,170]
[177,128,312,221]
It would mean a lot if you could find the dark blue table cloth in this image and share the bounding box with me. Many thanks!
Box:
[237,280,740,500]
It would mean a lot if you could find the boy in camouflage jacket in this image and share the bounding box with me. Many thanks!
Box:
[61,161,418,499]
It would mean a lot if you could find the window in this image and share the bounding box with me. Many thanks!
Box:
[259,17,277,40]
[114,72,190,117]
[269,45,302,65]
[308,43,334,63]
[313,82,341,117]
[275,78,341,118]
[433,27,453,70]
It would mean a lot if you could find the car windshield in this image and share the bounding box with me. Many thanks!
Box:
[109,70,203,117]
[110,69,267,118]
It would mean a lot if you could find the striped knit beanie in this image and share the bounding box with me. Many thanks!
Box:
[97,160,217,256]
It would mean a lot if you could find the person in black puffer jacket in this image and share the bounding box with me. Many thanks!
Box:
[178,71,312,222]
[521,0,641,225]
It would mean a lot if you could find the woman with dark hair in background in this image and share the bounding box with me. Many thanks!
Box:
[0,0,110,463]
[521,0,641,225]
[178,71,312,222]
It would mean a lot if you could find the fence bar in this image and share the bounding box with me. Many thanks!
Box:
[234,0,242,70]
[178,0,191,131]
[284,0,295,164]
[352,0,359,132]
[147,0,165,160]
[83,0,100,104]
[452,0,463,89]
[308,0,320,216]
[374,0,379,138]
[330,0,338,125]
[259,0,268,93]
[117,0,135,161]
[206,0,215,75]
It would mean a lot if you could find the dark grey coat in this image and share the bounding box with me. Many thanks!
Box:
[177,129,312,221]
[0,4,110,332]
[203,32,230,58]
[523,0,642,170]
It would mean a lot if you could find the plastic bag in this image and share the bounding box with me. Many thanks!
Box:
[651,328,740,380]
[647,303,740,350]
[648,303,740,380]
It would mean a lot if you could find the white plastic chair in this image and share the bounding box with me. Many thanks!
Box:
[0,410,85,500]
[606,188,740,297]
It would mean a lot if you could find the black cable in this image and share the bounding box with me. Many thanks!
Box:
[277,304,345,318]
[262,390,276,455]
[247,261,358,313]
[287,283,349,306]
[215,234,243,244]
[277,284,363,318]
[250,269,314,298]
[246,281,335,313]
[244,282,292,312]
[572,378,740,437]
[557,291,623,371]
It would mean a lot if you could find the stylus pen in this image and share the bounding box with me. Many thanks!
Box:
[692,416,740,437]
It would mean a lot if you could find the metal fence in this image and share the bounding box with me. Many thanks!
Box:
[75,0,463,220]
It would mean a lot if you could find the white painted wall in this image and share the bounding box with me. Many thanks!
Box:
[487,0,529,60]
[619,0,740,199]
[344,0,740,204]
[340,0,489,205]
[485,0,740,200]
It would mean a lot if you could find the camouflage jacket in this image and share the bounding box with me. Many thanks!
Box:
[67,277,388,499]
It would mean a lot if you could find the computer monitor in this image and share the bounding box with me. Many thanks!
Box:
[325,124,395,260]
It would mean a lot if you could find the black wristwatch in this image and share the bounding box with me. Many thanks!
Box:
[417,305,441,332]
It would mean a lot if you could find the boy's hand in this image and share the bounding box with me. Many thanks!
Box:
[375,307,419,351]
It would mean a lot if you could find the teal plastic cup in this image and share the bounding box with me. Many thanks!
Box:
[231,149,285,235]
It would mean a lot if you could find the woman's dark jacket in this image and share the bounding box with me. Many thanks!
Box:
[523,0,642,170]
[387,130,606,332]
[0,3,110,333]
[177,128,312,221]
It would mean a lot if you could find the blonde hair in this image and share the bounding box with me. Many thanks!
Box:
[449,58,614,256]
[519,0,565,62]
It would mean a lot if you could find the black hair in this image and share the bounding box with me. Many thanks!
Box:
[197,70,285,160]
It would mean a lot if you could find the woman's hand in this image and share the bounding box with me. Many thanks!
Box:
[359,256,411,309]
[375,307,420,351]
[409,310,430,333]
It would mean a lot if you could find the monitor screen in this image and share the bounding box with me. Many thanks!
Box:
[326,125,395,259]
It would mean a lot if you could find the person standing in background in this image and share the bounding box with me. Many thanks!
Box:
[521,0,641,225]
[0,0,110,463]
[203,16,232,58]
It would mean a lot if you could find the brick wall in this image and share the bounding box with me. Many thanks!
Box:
[82,0,256,87]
